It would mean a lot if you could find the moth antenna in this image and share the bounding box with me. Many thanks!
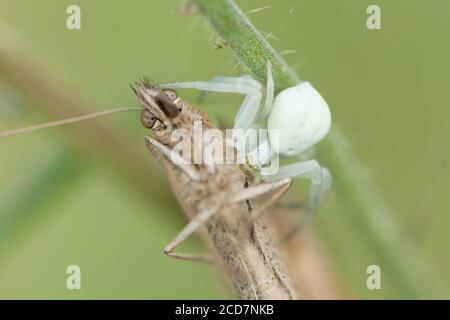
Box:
[0,107,142,139]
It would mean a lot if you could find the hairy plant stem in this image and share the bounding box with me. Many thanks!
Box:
[191,0,446,298]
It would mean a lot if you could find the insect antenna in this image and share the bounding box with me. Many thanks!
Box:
[0,107,142,139]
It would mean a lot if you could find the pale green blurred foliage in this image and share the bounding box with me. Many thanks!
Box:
[0,0,449,299]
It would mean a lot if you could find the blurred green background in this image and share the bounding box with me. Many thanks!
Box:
[0,0,449,299]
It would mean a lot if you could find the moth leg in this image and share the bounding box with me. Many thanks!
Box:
[164,252,215,264]
[230,177,292,221]
[144,136,201,181]
[164,205,219,263]
[250,179,292,221]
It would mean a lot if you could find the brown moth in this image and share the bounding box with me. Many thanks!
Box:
[131,78,296,299]
[0,78,297,299]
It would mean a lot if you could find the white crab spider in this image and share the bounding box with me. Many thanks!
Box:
[162,61,332,212]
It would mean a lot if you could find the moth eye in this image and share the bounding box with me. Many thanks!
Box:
[162,89,178,101]
[140,109,157,129]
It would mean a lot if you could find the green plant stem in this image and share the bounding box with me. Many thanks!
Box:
[192,0,446,298]
[193,0,300,91]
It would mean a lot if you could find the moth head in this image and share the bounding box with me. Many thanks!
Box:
[131,77,181,131]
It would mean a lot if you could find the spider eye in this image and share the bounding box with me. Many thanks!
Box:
[140,109,158,129]
[162,89,178,101]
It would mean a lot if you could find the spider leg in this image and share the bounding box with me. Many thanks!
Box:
[210,75,262,91]
[161,78,262,129]
[261,159,332,213]
[261,60,275,118]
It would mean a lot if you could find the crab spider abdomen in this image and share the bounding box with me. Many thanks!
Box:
[268,81,331,157]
